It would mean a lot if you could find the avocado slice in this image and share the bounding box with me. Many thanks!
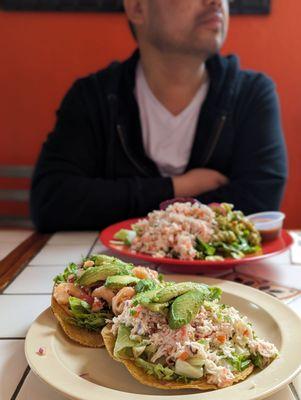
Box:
[114,229,136,245]
[87,254,133,268]
[133,288,169,313]
[143,302,169,314]
[132,288,162,306]
[153,282,210,303]
[78,263,132,286]
[105,275,140,289]
[168,289,208,329]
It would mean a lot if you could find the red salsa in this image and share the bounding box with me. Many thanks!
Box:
[253,218,281,242]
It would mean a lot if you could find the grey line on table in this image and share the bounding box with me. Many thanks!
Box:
[10,365,30,400]
[1,293,52,296]
[290,383,301,400]
[26,264,67,267]
[87,236,101,257]
[0,337,25,340]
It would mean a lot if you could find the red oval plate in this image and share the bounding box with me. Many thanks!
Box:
[100,218,293,273]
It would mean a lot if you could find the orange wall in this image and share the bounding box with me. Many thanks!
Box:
[0,2,300,227]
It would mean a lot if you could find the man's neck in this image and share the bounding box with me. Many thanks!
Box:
[139,43,208,116]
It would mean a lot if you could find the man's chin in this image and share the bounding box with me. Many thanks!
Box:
[183,34,224,57]
[183,42,222,58]
[150,35,223,58]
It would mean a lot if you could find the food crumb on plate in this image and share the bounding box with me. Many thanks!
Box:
[36,346,46,356]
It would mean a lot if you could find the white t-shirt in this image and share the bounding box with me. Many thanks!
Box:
[135,62,209,177]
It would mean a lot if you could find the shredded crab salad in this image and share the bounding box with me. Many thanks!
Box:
[110,283,278,388]
[114,201,261,261]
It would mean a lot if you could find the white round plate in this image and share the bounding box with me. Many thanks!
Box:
[25,276,301,400]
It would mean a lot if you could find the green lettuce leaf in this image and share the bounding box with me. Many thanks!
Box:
[114,324,140,359]
[53,263,78,284]
[208,286,222,301]
[213,239,260,259]
[114,229,136,245]
[195,238,216,256]
[69,296,90,313]
[135,358,177,381]
[251,353,265,369]
[67,297,112,332]
[227,354,251,372]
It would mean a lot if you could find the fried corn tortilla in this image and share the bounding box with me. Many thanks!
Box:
[51,296,104,348]
[101,325,254,391]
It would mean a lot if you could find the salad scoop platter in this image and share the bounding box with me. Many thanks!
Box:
[100,219,292,273]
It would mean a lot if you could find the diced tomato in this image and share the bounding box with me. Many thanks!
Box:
[180,326,187,338]
[217,334,227,344]
[243,329,249,336]
[91,298,102,312]
[79,292,94,305]
[178,351,189,361]
[208,203,226,215]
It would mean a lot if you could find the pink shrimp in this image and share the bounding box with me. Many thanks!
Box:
[112,287,135,315]
[53,283,85,305]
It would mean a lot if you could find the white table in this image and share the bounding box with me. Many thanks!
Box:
[0,229,300,400]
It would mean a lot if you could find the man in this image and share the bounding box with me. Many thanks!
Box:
[30,0,287,232]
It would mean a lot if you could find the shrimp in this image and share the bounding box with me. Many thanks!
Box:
[53,282,84,305]
[132,266,158,280]
[83,260,94,268]
[91,286,115,306]
[112,287,135,315]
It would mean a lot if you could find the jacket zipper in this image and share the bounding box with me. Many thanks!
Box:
[108,92,151,178]
[201,114,227,167]
[116,124,151,177]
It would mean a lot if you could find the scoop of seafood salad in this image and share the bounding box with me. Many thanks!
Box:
[114,202,261,261]
[53,254,163,331]
[111,282,278,388]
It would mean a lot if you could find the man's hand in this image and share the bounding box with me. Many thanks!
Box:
[172,168,229,198]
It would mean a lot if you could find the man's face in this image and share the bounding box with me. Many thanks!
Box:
[140,0,229,57]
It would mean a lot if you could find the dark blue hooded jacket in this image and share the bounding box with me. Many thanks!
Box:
[31,50,287,231]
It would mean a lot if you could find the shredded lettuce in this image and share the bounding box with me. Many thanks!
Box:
[251,353,266,369]
[67,297,112,332]
[195,238,216,256]
[135,358,177,381]
[135,358,193,382]
[53,263,78,284]
[227,354,252,372]
[208,239,260,260]
[69,296,90,313]
[208,286,222,301]
[114,324,140,359]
